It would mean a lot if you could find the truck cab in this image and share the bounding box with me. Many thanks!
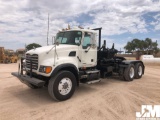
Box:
[12,27,145,101]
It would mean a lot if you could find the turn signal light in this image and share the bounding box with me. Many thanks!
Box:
[45,66,52,74]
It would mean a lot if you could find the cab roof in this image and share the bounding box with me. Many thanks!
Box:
[60,28,97,34]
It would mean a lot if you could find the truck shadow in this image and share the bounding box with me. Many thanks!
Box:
[6,84,99,106]
[6,86,55,106]
[6,77,126,106]
[107,76,125,81]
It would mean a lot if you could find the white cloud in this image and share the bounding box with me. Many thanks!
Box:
[154,23,160,30]
[0,0,160,50]
[152,13,160,30]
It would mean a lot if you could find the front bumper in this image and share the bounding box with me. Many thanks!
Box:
[11,72,45,87]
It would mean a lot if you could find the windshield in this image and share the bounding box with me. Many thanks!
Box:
[56,31,82,45]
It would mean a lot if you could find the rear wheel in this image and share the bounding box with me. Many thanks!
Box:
[135,63,143,79]
[48,71,76,101]
[8,59,11,63]
[123,64,135,81]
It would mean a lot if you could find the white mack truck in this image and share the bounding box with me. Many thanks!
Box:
[12,27,145,101]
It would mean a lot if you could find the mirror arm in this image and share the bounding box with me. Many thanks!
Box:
[85,46,91,53]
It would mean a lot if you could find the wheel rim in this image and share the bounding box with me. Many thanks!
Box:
[129,67,135,78]
[138,66,142,76]
[58,78,72,95]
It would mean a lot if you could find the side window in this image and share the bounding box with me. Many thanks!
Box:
[91,33,97,47]
[82,32,91,49]
[74,32,82,45]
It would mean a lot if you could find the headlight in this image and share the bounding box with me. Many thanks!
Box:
[39,66,52,74]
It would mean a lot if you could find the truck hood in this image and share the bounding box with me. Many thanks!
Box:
[26,44,78,55]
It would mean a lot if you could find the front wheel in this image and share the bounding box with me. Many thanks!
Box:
[48,71,76,101]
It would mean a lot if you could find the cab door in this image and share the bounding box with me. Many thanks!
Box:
[79,32,97,68]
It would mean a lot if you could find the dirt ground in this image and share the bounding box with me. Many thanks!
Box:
[0,63,160,120]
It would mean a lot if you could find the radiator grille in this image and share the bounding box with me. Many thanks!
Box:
[26,54,38,70]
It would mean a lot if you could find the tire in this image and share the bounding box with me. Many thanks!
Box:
[9,60,11,63]
[123,64,135,81]
[48,71,76,101]
[15,60,17,63]
[135,63,143,79]
[4,59,8,64]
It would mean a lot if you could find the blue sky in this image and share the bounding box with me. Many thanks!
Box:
[0,0,160,51]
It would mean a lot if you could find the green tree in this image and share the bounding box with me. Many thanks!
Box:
[124,38,159,54]
[26,43,42,51]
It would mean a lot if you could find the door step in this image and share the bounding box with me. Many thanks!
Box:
[86,70,100,74]
[86,79,101,84]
